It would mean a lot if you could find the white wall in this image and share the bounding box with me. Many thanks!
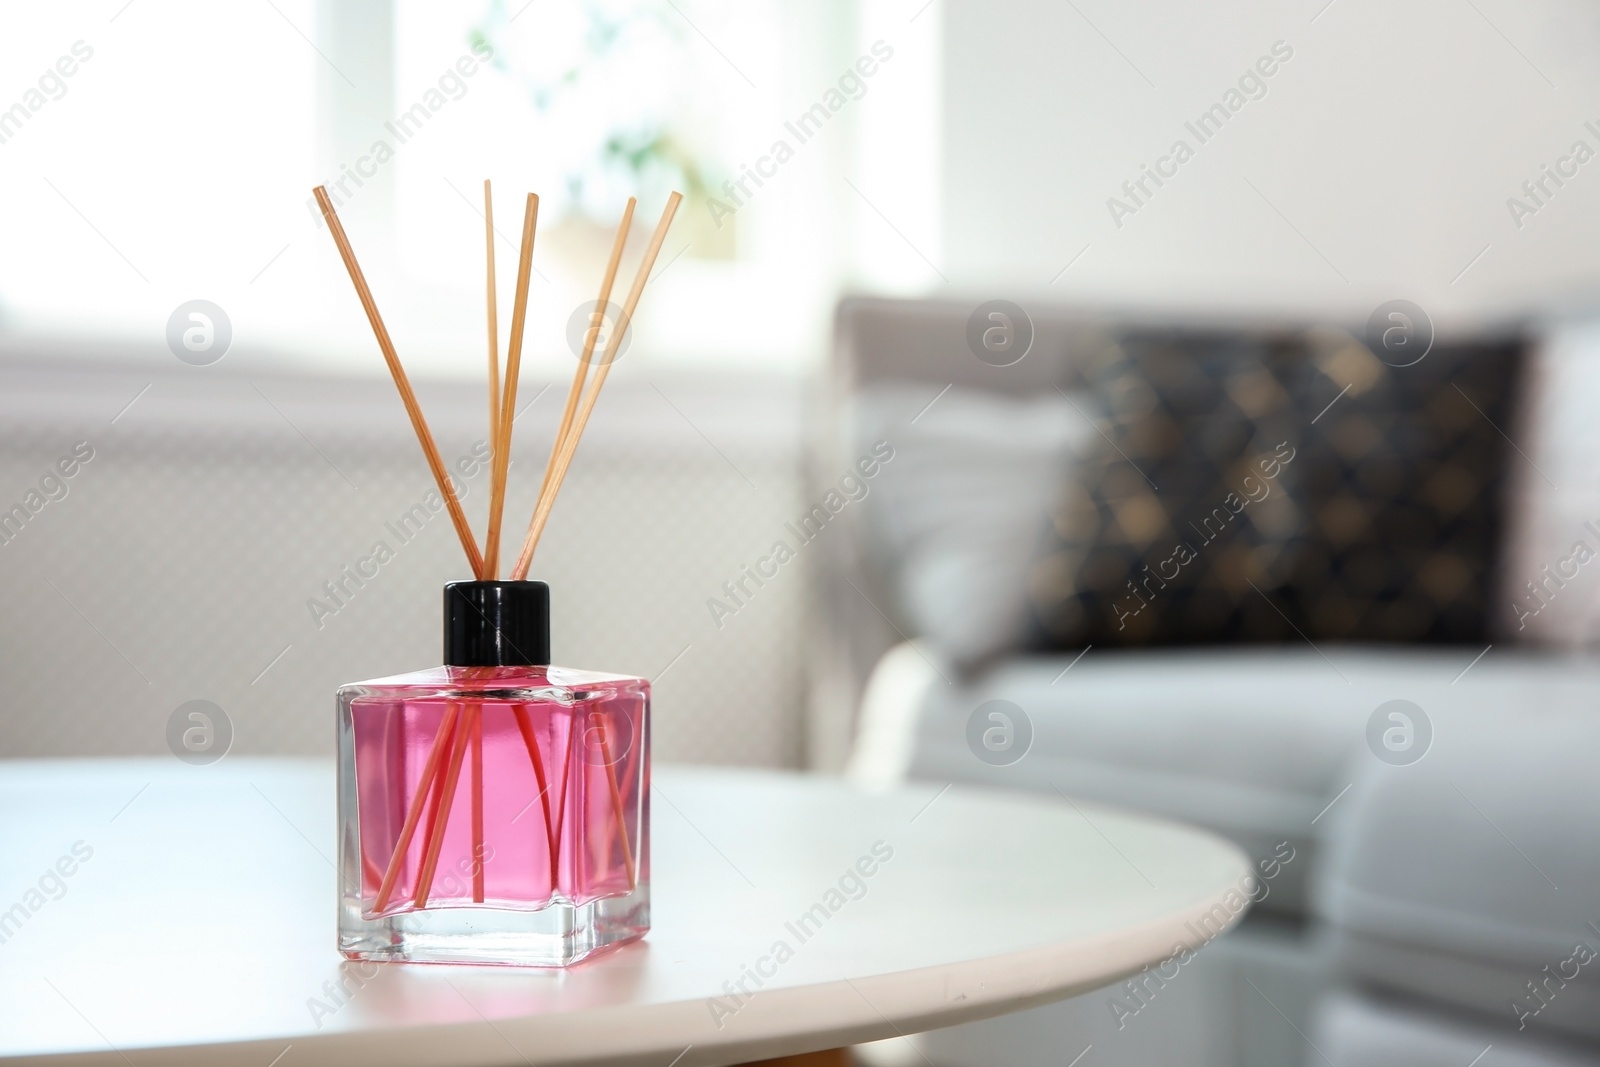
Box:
[938,0,1600,326]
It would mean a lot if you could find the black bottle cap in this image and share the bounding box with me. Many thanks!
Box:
[444,580,550,667]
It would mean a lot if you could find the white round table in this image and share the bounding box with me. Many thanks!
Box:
[0,759,1250,1066]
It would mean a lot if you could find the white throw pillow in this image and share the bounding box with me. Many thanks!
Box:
[855,383,1092,668]
[1496,318,1600,646]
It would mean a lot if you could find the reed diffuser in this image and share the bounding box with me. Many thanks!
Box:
[317,182,680,966]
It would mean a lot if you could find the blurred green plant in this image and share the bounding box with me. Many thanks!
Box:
[471,0,723,232]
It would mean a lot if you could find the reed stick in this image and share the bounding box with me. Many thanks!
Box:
[484,180,501,550]
[594,711,637,889]
[372,704,460,913]
[483,194,539,578]
[512,706,558,883]
[470,706,485,902]
[414,705,475,907]
[478,181,498,894]
[509,192,681,579]
[418,730,454,871]
[313,187,484,578]
[551,721,578,869]
[535,199,635,514]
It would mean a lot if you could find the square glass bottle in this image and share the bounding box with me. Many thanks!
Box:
[337,581,649,966]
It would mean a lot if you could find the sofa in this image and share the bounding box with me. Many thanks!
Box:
[819,297,1600,1066]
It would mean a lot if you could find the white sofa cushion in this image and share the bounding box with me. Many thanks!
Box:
[1315,990,1600,1066]
[1315,686,1600,1042]
[903,646,1600,918]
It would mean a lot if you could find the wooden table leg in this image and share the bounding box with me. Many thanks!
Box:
[739,1050,849,1067]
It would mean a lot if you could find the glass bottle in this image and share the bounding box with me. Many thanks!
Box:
[336,581,650,966]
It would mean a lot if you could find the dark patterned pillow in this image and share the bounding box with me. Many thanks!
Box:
[1284,330,1522,643]
[1027,328,1310,646]
[1027,325,1523,649]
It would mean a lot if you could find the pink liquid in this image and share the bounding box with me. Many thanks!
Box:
[343,665,649,918]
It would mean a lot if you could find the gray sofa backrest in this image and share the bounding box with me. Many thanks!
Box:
[831,296,1104,394]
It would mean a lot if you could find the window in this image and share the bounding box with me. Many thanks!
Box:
[0,0,940,376]
[0,2,316,347]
